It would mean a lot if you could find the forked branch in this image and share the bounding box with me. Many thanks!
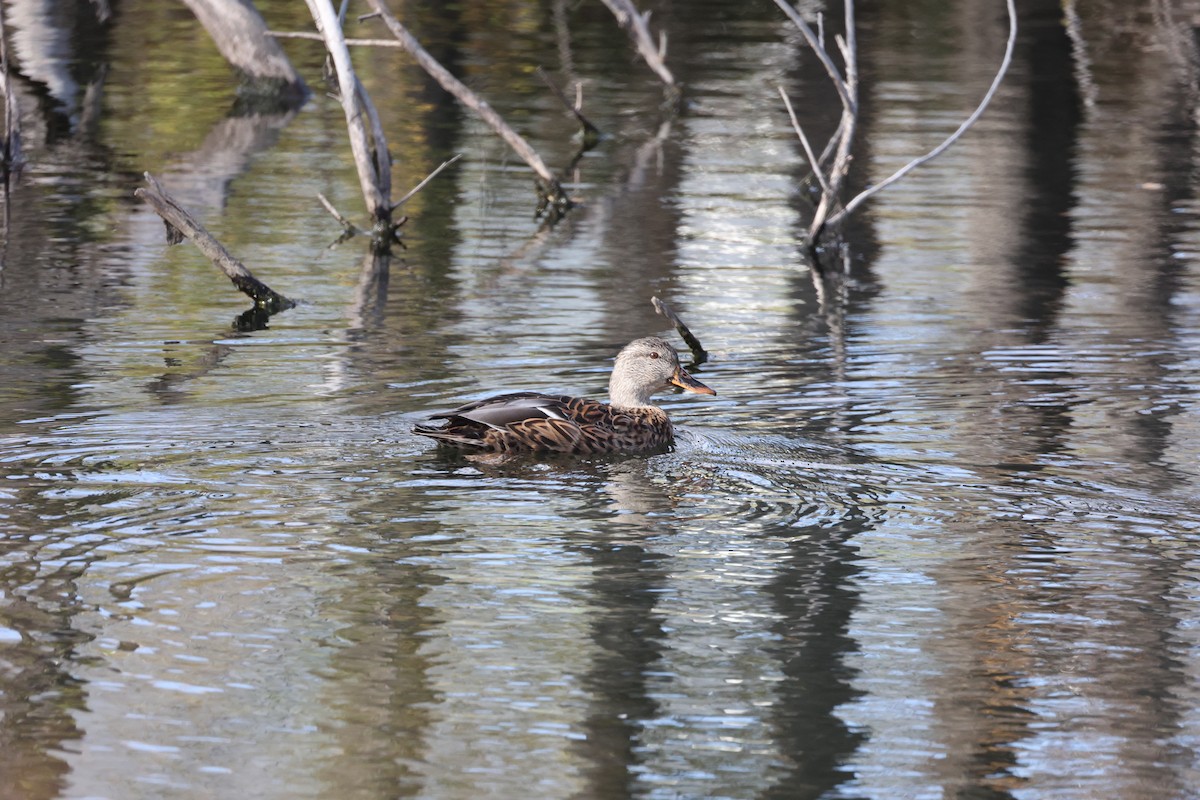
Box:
[827,0,1017,229]
[776,0,1016,247]
[307,0,392,230]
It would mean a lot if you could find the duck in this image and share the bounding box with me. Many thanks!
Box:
[413,336,715,455]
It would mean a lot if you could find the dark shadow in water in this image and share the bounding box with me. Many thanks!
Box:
[565,460,688,797]
[758,512,869,800]
[553,458,878,799]
[313,472,455,798]
[1010,0,1082,340]
[573,535,670,796]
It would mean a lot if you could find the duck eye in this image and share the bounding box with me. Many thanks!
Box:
[650,351,660,359]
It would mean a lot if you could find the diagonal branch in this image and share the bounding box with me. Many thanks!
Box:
[136,173,294,312]
[778,85,830,196]
[536,67,601,145]
[652,296,707,363]
[364,0,569,215]
[392,153,462,210]
[771,0,853,115]
[306,0,391,222]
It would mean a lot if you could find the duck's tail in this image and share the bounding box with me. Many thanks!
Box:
[412,422,489,449]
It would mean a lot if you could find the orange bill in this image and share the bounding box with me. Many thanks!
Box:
[670,366,716,395]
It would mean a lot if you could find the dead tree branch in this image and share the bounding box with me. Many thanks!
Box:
[778,86,830,196]
[826,0,1017,229]
[773,0,857,243]
[182,0,308,104]
[306,0,394,234]
[364,0,571,218]
[392,153,462,210]
[268,30,401,47]
[775,0,1016,247]
[0,0,22,181]
[599,0,676,90]
[135,173,294,312]
[317,191,365,246]
[536,67,601,147]
[652,296,707,364]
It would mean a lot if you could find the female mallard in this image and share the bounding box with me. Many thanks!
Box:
[414,337,715,455]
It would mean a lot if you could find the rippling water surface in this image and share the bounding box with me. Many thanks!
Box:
[3,0,1200,798]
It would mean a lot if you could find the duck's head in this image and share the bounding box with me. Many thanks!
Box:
[608,336,716,408]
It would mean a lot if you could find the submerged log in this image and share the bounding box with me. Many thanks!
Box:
[182,0,308,105]
[135,173,294,313]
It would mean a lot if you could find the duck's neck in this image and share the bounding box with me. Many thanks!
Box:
[608,381,656,409]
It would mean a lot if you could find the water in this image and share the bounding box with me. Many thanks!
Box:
[3,0,1200,797]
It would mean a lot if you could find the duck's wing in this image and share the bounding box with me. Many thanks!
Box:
[437,392,582,429]
[415,392,603,451]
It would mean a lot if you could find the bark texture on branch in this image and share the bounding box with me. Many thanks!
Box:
[306,0,393,228]
[135,173,294,312]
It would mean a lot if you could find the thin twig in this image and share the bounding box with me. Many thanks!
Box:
[268,29,401,47]
[652,296,707,364]
[805,0,857,241]
[317,191,363,232]
[777,86,830,195]
[826,0,1016,228]
[136,173,294,311]
[536,67,601,142]
[771,0,853,115]
[598,0,676,88]
[392,153,462,210]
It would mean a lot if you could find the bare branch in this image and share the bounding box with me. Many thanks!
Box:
[598,0,676,88]
[537,67,601,142]
[805,0,858,241]
[392,153,462,210]
[268,30,401,47]
[771,0,853,114]
[652,296,707,364]
[306,0,390,220]
[777,85,830,195]
[136,173,294,311]
[363,0,568,213]
[182,0,308,101]
[826,0,1016,228]
[317,191,363,232]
